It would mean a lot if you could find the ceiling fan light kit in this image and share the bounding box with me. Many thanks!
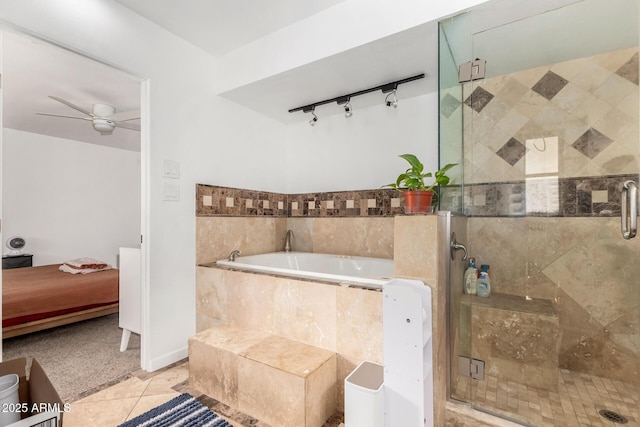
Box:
[36,96,141,135]
[92,118,116,134]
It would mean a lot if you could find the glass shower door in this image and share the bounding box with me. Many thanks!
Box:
[447,0,640,425]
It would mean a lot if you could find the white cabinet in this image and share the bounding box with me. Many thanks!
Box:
[119,247,141,351]
[383,279,433,427]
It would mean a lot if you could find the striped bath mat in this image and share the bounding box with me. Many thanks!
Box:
[119,393,232,427]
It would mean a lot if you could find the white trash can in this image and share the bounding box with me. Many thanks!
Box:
[0,374,20,427]
[344,361,384,427]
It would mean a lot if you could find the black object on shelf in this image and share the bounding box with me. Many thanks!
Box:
[2,254,33,269]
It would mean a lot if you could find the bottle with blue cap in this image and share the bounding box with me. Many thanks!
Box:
[477,264,491,297]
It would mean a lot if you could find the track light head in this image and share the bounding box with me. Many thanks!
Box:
[385,89,398,108]
[308,110,318,126]
[336,96,353,118]
[344,102,352,118]
[303,106,318,126]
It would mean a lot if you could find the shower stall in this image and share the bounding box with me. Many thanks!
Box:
[439,0,640,425]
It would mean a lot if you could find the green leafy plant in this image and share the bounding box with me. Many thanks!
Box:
[386,154,457,192]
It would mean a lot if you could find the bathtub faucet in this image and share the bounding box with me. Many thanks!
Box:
[228,250,241,262]
[284,230,294,252]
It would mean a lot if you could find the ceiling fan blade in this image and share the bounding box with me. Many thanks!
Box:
[49,96,93,117]
[36,112,92,121]
[110,110,140,122]
[114,120,141,131]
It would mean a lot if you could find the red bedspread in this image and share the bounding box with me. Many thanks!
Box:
[2,264,119,327]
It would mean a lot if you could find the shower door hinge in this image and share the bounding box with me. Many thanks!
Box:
[458,59,486,83]
[458,356,485,380]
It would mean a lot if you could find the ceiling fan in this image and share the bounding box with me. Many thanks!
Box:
[36,96,141,135]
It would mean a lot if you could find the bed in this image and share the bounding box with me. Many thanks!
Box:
[2,264,119,338]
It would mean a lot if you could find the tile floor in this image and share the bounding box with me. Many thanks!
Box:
[64,359,345,427]
[452,369,639,426]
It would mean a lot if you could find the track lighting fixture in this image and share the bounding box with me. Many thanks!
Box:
[385,89,398,108]
[288,73,424,121]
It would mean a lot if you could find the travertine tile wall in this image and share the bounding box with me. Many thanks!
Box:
[440,48,639,218]
[467,216,640,384]
[195,266,384,416]
[441,47,640,385]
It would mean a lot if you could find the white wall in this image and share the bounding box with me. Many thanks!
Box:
[285,92,439,193]
[2,129,140,266]
[0,0,487,372]
[0,0,287,371]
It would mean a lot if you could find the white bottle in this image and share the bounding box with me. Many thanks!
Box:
[477,269,491,297]
[463,258,478,295]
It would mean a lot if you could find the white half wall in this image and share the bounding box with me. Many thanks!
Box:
[2,129,140,266]
[285,92,439,193]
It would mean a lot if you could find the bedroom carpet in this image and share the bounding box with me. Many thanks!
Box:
[2,313,140,402]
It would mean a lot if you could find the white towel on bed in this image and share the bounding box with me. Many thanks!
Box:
[63,257,109,270]
[59,260,112,274]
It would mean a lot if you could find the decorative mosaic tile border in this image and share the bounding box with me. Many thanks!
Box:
[456,173,639,217]
[198,175,638,219]
[196,185,288,217]
[196,184,404,217]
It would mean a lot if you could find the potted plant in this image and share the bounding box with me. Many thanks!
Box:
[385,154,457,213]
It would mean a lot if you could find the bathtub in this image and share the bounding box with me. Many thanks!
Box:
[216,252,393,289]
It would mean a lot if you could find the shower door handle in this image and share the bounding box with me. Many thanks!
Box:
[621,180,637,240]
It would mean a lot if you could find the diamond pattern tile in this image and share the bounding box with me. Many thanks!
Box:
[532,71,569,100]
[616,52,639,85]
[464,86,494,113]
[496,137,527,166]
[440,93,461,118]
[571,128,613,159]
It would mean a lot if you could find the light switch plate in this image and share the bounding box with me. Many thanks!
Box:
[163,182,180,201]
[162,159,180,179]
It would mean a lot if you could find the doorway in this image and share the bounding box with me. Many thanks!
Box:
[0,30,145,400]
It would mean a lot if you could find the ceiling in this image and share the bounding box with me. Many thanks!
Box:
[113,0,435,124]
[4,0,633,144]
[3,32,141,151]
[113,0,347,57]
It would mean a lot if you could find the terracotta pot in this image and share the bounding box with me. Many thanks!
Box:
[404,190,435,214]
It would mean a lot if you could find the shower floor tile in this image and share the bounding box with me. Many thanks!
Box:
[452,369,638,426]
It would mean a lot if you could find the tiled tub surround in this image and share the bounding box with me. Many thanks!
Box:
[195,266,384,420]
[195,215,460,426]
[195,216,395,266]
[195,184,398,266]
